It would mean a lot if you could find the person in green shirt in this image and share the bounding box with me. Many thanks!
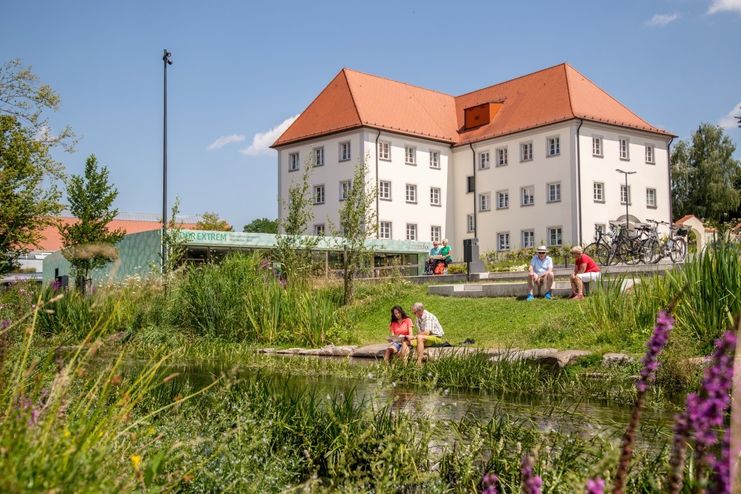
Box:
[438,238,452,267]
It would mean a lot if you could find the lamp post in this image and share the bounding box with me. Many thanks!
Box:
[161,49,173,274]
[615,168,636,233]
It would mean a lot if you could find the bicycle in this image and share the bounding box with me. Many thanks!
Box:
[643,219,688,263]
[584,223,621,266]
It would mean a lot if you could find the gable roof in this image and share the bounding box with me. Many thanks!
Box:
[272,64,673,149]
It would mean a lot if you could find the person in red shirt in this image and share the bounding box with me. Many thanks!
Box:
[570,245,601,300]
[384,305,414,362]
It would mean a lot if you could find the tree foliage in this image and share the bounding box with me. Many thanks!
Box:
[195,212,233,231]
[161,196,188,277]
[670,123,741,222]
[60,155,125,292]
[243,217,278,234]
[335,160,377,305]
[0,115,63,274]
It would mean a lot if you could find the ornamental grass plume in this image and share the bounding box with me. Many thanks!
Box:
[521,453,542,494]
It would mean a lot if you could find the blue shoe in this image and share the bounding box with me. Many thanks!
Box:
[526,294,535,301]
[544,291,552,300]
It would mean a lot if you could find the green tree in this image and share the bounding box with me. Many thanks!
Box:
[0,115,63,274]
[60,155,125,293]
[160,196,188,279]
[670,123,741,222]
[243,217,278,234]
[334,160,377,305]
[195,212,233,231]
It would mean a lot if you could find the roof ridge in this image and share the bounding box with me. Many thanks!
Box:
[563,63,576,118]
[343,67,454,98]
[341,68,364,125]
[455,62,568,99]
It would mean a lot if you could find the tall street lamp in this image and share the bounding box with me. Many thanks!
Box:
[615,168,636,233]
[162,49,173,273]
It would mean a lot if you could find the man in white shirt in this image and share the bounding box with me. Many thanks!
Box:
[411,302,444,365]
[527,245,554,301]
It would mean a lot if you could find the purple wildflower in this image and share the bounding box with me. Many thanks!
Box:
[0,319,10,330]
[636,310,674,392]
[481,472,499,494]
[521,453,542,494]
[584,477,604,494]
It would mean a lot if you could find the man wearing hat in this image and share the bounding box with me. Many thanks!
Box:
[527,246,554,301]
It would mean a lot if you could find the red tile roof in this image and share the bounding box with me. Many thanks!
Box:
[272,64,673,148]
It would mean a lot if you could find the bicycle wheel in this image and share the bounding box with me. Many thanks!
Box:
[617,239,640,265]
[642,239,662,264]
[669,238,687,263]
[584,242,610,266]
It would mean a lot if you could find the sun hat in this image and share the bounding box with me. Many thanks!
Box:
[537,245,547,253]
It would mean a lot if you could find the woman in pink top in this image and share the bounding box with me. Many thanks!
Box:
[384,305,414,362]
[570,245,601,300]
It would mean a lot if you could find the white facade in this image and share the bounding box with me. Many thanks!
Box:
[277,123,671,260]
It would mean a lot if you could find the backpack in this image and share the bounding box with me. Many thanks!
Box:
[433,262,446,275]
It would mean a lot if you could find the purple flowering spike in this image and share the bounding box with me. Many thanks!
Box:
[521,454,542,494]
[481,471,500,494]
[585,477,604,494]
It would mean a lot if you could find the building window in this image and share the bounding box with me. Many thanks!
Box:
[619,137,630,160]
[520,142,533,162]
[593,182,605,203]
[594,223,606,241]
[548,227,563,247]
[313,185,325,205]
[496,147,508,166]
[592,136,603,157]
[496,190,509,209]
[288,152,299,172]
[430,150,440,169]
[431,225,441,242]
[522,230,535,248]
[314,223,325,236]
[497,232,510,251]
[339,180,352,201]
[521,186,534,206]
[430,187,441,206]
[620,185,631,205]
[379,180,391,201]
[466,176,475,193]
[313,146,324,167]
[478,192,491,212]
[478,151,490,170]
[547,136,560,157]
[378,141,391,161]
[645,145,655,164]
[406,223,417,241]
[379,221,392,239]
[646,188,657,208]
[467,214,475,233]
[405,146,416,165]
[405,184,417,204]
[339,141,351,162]
[547,182,561,203]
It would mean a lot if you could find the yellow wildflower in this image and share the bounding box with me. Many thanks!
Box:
[130,454,142,471]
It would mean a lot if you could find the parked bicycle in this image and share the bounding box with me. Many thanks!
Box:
[642,219,688,263]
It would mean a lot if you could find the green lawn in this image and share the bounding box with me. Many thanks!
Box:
[346,284,583,349]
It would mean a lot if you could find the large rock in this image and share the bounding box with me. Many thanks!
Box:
[425,346,481,361]
[540,350,591,368]
[602,353,635,366]
[352,343,389,359]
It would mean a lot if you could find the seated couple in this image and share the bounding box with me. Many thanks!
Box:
[384,303,445,365]
[527,245,600,301]
[425,239,452,275]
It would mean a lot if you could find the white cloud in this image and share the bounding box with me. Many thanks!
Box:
[708,0,741,15]
[240,115,298,156]
[207,134,245,150]
[718,102,741,128]
[646,13,680,26]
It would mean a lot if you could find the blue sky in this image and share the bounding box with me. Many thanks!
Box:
[2,0,740,229]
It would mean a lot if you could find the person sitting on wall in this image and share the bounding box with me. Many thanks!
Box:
[425,240,441,274]
[527,245,554,301]
[570,245,601,300]
[439,239,452,267]
[384,305,414,363]
[410,302,445,365]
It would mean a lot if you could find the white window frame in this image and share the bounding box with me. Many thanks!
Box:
[288,152,300,172]
[593,182,605,203]
[405,184,417,204]
[645,144,655,164]
[405,145,416,165]
[547,182,561,203]
[497,232,511,251]
[379,180,392,201]
[339,180,351,201]
[496,190,509,210]
[313,146,324,167]
[430,187,441,206]
[478,192,491,212]
[478,151,490,170]
[521,229,535,248]
[466,214,475,233]
[313,184,325,205]
[429,150,440,169]
[378,141,391,161]
[520,142,533,162]
[620,184,632,205]
[379,221,392,239]
[646,187,657,208]
[406,223,417,241]
[496,147,508,167]
[592,136,603,157]
[546,136,560,157]
[547,226,563,247]
[430,225,442,243]
[339,141,351,162]
[314,223,325,236]
[619,137,630,160]
[521,186,534,206]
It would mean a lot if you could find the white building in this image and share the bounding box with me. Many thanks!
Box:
[272,64,674,259]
